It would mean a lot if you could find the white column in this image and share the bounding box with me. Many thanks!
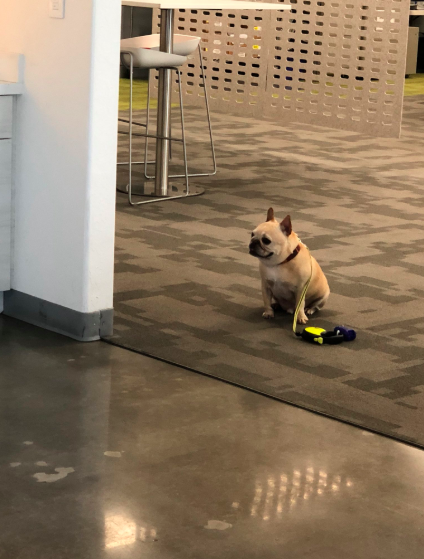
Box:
[0,0,121,315]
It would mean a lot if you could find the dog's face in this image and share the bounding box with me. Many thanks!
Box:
[249,208,293,264]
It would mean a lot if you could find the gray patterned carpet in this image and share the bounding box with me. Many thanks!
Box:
[110,97,424,448]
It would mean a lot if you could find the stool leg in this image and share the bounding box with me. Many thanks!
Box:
[177,68,189,194]
[199,44,216,175]
[128,53,134,205]
[119,66,204,206]
[133,45,215,182]
[154,8,174,197]
[142,71,172,181]
[169,111,172,161]
[144,71,152,180]
[117,53,150,168]
[150,45,216,181]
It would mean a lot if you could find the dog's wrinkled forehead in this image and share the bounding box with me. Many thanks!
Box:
[253,220,281,238]
[252,208,293,240]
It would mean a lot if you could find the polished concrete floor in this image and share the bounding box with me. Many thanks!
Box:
[1,315,424,558]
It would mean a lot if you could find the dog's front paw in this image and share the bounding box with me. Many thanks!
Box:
[262,309,275,319]
[297,313,309,325]
[305,307,317,316]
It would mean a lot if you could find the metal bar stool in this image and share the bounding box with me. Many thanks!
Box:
[119,34,216,180]
[119,44,197,206]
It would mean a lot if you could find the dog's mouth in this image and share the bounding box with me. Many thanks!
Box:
[249,249,274,259]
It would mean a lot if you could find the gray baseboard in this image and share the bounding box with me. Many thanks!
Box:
[3,290,113,342]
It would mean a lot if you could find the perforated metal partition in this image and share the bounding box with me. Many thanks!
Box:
[152,7,274,118]
[265,0,409,136]
[152,0,409,138]
[176,7,272,118]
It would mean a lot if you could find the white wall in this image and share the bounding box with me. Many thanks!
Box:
[0,0,121,313]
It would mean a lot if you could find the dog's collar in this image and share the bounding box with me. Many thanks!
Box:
[280,244,301,265]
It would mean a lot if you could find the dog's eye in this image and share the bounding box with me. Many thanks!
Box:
[251,232,254,238]
[262,237,271,245]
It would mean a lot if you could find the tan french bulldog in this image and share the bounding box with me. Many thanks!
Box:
[249,208,330,324]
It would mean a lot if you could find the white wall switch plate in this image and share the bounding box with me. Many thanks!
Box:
[49,0,65,18]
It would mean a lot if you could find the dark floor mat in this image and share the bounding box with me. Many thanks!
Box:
[108,99,424,448]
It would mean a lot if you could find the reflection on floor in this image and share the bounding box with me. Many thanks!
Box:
[2,316,424,559]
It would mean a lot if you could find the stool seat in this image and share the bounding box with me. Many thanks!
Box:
[122,33,200,57]
[120,38,187,69]
[148,34,201,57]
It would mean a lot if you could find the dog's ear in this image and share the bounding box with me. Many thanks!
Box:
[280,215,292,236]
[266,207,275,222]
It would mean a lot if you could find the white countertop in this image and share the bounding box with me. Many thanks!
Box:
[0,81,23,95]
[123,0,290,10]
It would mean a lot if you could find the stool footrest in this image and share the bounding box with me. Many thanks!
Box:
[120,130,183,143]
[118,118,146,128]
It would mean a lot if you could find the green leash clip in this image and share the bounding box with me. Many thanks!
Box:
[298,326,344,345]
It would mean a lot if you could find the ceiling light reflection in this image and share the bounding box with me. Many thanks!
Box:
[105,514,137,549]
[250,480,263,517]
[263,476,276,521]
[245,467,354,520]
[105,514,157,549]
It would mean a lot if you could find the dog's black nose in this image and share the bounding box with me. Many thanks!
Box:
[249,240,260,255]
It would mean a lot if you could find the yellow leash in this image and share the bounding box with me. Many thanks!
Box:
[291,247,355,346]
[292,247,313,334]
